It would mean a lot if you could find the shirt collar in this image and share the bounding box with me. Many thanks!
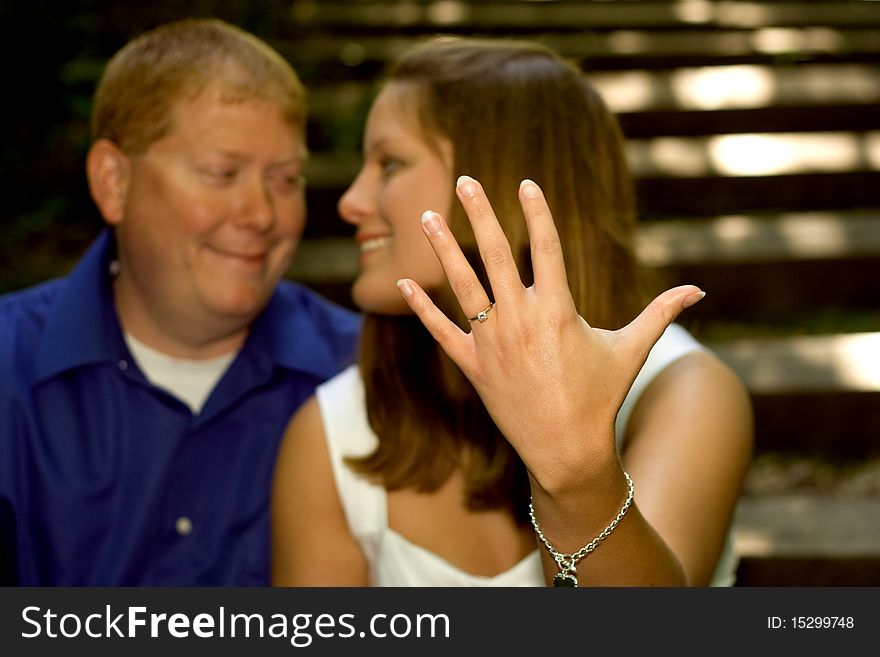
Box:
[33,230,125,383]
[244,281,358,379]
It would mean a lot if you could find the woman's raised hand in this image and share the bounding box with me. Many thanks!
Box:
[396,176,704,493]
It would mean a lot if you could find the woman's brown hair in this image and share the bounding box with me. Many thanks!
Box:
[350,37,647,521]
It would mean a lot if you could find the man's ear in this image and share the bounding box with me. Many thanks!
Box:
[86,139,131,225]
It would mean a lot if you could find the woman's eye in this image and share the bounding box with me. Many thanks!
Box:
[379,157,403,178]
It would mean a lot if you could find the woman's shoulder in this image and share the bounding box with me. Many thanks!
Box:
[315,364,377,457]
[620,326,752,451]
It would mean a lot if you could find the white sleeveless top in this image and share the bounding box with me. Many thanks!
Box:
[315,323,738,586]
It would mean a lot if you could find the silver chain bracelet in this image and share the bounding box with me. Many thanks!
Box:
[528,471,635,587]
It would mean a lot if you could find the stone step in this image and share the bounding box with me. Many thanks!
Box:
[734,495,880,557]
[629,131,880,178]
[638,211,880,265]
[708,332,880,395]
[618,104,880,139]
[307,62,880,119]
[732,494,880,585]
[291,1,880,31]
[302,132,880,192]
[702,337,880,456]
[735,555,880,585]
[668,254,880,321]
[632,171,880,217]
[590,63,880,115]
[748,392,879,457]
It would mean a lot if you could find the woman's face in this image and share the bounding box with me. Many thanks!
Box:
[338,83,453,314]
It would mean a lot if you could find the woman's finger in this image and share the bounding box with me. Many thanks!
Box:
[455,175,523,304]
[620,285,706,364]
[518,179,569,295]
[420,210,493,324]
[396,278,474,370]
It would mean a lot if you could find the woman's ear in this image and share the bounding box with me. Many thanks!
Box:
[86,139,131,225]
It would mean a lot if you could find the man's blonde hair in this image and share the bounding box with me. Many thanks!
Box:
[91,18,306,154]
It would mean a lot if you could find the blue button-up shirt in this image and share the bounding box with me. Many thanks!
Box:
[0,231,360,585]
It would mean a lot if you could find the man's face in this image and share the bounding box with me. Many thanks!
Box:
[114,86,306,344]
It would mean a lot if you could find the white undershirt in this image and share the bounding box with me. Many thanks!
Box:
[123,333,237,414]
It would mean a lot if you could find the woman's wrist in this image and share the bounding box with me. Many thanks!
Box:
[530,471,635,586]
[525,424,621,500]
[527,450,630,555]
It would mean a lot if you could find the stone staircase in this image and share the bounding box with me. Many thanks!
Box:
[279,0,880,585]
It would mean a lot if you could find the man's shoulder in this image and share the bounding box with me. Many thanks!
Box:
[0,278,69,396]
[0,278,66,339]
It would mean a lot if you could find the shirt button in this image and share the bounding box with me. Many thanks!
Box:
[175,516,193,536]
[118,359,128,371]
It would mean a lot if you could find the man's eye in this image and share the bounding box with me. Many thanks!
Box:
[276,173,305,193]
[266,169,304,192]
[203,169,238,184]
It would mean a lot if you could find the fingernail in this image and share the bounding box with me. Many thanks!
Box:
[420,210,441,234]
[520,179,539,198]
[456,175,476,199]
[682,290,706,309]
[396,279,413,298]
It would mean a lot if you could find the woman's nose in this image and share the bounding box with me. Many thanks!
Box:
[337,168,372,226]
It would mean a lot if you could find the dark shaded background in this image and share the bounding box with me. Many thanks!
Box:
[0,0,299,293]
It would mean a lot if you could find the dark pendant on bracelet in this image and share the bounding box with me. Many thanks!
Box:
[553,572,578,587]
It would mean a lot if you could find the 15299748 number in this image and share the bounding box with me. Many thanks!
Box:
[767,616,854,629]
